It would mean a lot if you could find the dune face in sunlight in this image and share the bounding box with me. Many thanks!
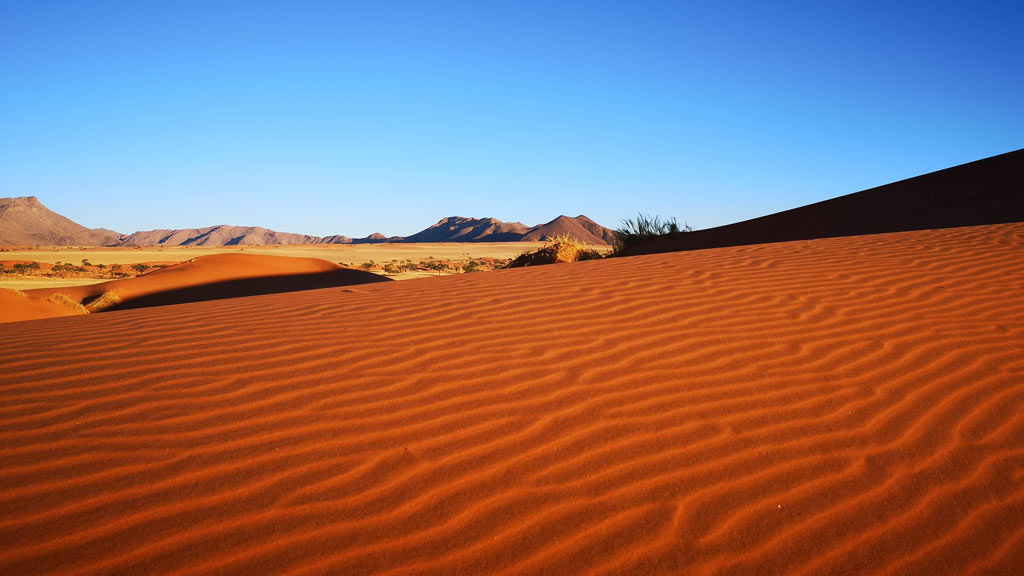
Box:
[0,288,86,322]
[1,223,1022,575]
[0,253,388,323]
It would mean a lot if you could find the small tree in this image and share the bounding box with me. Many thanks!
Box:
[132,263,150,274]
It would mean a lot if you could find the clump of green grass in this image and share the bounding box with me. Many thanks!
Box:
[612,213,692,255]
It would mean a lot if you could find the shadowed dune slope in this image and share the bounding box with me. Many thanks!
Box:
[622,148,1024,256]
[21,253,388,315]
[2,223,1023,575]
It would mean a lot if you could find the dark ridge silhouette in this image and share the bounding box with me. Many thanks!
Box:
[89,269,390,312]
[621,148,1024,256]
[400,216,530,243]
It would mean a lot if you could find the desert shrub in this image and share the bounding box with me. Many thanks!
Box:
[463,260,480,273]
[612,213,692,255]
[132,263,150,274]
[506,234,604,268]
[85,291,122,313]
[360,261,375,271]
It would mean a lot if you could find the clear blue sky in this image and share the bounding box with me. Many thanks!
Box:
[2,1,1021,237]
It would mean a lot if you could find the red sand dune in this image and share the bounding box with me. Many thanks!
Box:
[1,222,1023,575]
[0,289,84,322]
[8,253,387,321]
[621,148,1024,256]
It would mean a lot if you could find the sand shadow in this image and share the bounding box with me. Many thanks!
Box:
[85,269,389,312]
[622,148,1024,256]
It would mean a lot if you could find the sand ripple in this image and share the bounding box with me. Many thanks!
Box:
[1,223,1023,575]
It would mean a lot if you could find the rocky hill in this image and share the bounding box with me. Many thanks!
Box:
[117,225,323,247]
[0,197,121,246]
[402,215,614,244]
[521,215,617,245]
[0,196,616,247]
[401,217,531,243]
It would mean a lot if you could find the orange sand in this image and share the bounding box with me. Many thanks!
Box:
[0,289,84,322]
[1,223,1023,575]
[0,253,386,322]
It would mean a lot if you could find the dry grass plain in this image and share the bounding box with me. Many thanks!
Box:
[1,242,607,288]
[0,242,551,267]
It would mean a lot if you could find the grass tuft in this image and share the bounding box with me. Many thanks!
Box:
[46,293,89,314]
[85,291,123,313]
[612,213,692,255]
[506,234,604,268]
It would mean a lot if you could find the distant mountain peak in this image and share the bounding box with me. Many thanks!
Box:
[1,198,615,247]
[0,196,121,246]
[401,215,614,244]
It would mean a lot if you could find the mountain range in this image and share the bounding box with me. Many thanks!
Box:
[0,197,616,247]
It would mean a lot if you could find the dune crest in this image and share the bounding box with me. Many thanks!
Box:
[0,289,86,322]
[622,147,1024,255]
[0,253,387,322]
[1,222,1022,574]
